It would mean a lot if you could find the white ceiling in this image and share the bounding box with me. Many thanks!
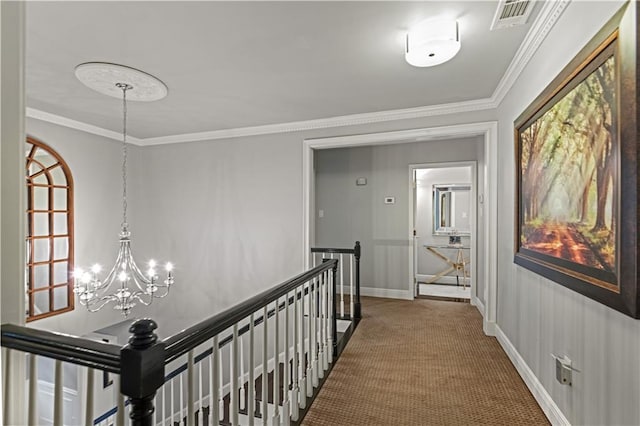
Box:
[26,1,540,140]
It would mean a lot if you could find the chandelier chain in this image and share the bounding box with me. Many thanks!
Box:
[119,83,130,229]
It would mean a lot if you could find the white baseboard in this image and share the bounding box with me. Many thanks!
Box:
[416,274,464,285]
[495,326,569,426]
[359,286,412,300]
[471,295,485,315]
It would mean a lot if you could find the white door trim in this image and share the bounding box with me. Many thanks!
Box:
[302,121,498,335]
[409,161,477,305]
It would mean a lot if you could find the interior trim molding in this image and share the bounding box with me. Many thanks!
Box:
[24,1,569,146]
[495,325,571,426]
[303,121,499,334]
[26,108,144,146]
[471,295,485,316]
[490,0,570,105]
[358,287,412,300]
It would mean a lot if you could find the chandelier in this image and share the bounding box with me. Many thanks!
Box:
[73,63,173,316]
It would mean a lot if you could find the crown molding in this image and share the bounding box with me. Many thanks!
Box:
[141,97,495,145]
[490,0,570,106]
[26,107,144,146]
[26,0,569,146]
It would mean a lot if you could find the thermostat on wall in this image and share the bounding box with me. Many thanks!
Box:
[384,197,395,204]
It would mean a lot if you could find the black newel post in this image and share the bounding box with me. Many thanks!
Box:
[121,319,166,426]
[331,260,338,357]
[354,241,362,320]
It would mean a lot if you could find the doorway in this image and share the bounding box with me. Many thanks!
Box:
[411,162,476,302]
[303,121,498,336]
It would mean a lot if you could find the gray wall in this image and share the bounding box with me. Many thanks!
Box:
[495,1,639,425]
[314,137,482,298]
[22,107,496,337]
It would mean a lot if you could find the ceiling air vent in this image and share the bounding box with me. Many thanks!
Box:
[490,0,533,30]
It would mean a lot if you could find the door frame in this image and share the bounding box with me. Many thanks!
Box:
[302,121,498,336]
[409,161,477,304]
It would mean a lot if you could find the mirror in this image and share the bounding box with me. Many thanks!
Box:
[433,184,471,235]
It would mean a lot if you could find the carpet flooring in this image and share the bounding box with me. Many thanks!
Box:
[301,297,549,426]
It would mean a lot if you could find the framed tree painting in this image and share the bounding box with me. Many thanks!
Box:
[514,3,639,318]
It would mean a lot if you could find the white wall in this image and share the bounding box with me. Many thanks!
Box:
[495,1,639,425]
[314,138,481,298]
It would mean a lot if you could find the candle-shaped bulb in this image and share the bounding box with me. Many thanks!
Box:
[148,259,157,268]
[74,268,84,279]
[81,272,92,284]
[165,262,174,272]
[118,271,127,282]
[91,264,102,274]
[147,268,156,278]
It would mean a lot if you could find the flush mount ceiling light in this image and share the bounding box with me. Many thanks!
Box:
[73,62,173,316]
[405,19,461,67]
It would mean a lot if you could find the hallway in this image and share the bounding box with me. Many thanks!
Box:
[302,297,549,425]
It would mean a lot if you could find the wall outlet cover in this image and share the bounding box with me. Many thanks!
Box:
[356,177,367,186]
[384,197,395,204]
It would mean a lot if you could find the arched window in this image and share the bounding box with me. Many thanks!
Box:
[25,137,74,321]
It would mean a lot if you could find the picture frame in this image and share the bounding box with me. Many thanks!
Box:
[514,3,638,318]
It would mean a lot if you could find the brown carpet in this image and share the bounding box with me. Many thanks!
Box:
[302,297,549,426]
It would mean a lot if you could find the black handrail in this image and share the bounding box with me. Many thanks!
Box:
[311,241,361,319]
[164,259,337,363]
[1,324,122,373]
[2,259,339,426]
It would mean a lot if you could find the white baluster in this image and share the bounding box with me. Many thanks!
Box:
[115,375,125,426]
[84,367,94,426]
[339,253,345,318]
[328,268,334,365]
[219,345,224,421]
[180,370,185,425]
[262,306,268,425]
[2,348,9,426]
[350,254,355,319]
[154,390,158,426]
[198,359,203,426]
[187,350,195,426]
[248,313,255,426]
[299,283,307,410]
[273,299,280,425]
[162,382,166,426]
[282,291,290,425]
[306,281,314,398]
[53,360,63,426]
[232,324,239,426]
[240,332,245,412]
[170,375,176,425]
[291,288,300,420]
[210,335,219,426]
[28,354,38,426]
[311,278,319,388]
[319,271,327,375]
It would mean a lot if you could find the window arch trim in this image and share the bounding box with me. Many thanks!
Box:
[26,136,75,321]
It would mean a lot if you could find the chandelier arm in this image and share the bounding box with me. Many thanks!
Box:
[95,243,128,292]
[85,294,120,313]
[126,252,153,288]
[132,292,154,306]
